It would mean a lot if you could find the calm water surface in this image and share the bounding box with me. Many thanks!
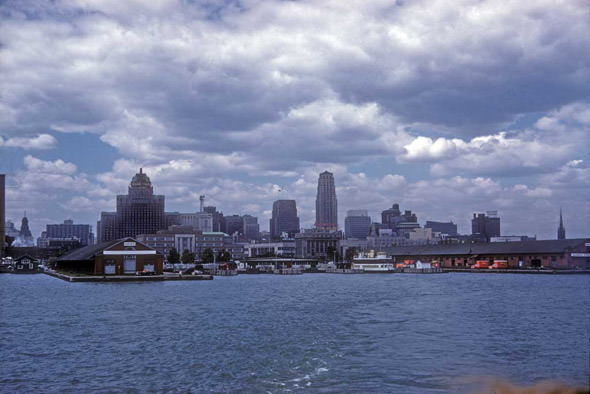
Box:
[1,273,588,393]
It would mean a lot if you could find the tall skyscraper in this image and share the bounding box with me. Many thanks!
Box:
[557,208,566,240]
[270,200,300,239]
[344,210,371,239]
[0,174,5,256]
[315,171,338,231]
[98,169,166,242]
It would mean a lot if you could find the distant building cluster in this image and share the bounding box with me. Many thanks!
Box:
[0,169,577,268]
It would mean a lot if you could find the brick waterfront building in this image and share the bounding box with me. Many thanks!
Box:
[386,239,590,269]
[55,237,163,275]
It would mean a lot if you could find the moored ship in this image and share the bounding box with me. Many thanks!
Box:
[351,251,395,272]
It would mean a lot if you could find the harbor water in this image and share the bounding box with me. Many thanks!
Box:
[1,273,588,393]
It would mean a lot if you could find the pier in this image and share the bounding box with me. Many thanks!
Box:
[442,268,590,274]
[44,270,213,282]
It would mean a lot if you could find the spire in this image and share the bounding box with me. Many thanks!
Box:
[559,207,563,226]
[139,167,143,174]
[557,207,566,240]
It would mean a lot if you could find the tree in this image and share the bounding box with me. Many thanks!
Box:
[201,248,214,263]
[217,249,231,262]
[326,245,339,262]
[345,247,357,262]
[167,248,180,263]
[181,249,195,263]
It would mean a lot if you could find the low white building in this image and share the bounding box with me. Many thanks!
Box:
[415,260,432,269]
[244,241,296,257]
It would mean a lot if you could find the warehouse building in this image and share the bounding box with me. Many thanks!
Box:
[55,237,163,275]
[386,239,590,269]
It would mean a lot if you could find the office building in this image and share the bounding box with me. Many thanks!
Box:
[166,211,213,232]
[270,200,300,239]
[381,203,418,233]
[45,219,94,246]
[97,212,116,243]
[472,211,501,241]
[344,210,371,239]
[315,171,338,231]
[242,215,260,240]
[203,206,224,232]
[425,221,458,236]
[224,215,243,236]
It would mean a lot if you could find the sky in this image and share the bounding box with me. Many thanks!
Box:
[0,0,589,240]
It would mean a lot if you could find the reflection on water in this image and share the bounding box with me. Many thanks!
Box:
[0,273,588,393]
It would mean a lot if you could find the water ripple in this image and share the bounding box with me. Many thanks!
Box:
[0,273,588,393]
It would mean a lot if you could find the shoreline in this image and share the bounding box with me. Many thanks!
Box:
[43,270,213,282]
[38,268,590,282]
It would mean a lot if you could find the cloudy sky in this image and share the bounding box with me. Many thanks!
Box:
[1,0,589,239]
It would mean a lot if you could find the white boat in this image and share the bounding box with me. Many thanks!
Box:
[351,252,395,272]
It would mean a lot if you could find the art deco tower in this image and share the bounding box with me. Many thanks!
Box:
[557,208,566,240]
[99,168,166,242]
[116,168,166,239]
[315,171,338,231]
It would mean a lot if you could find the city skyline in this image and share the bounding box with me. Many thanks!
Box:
[0,1,588,239]
[0,168,579,242]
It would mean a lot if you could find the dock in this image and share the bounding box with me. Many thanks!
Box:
[44,270,213,282]
[273,268,303,275]
[442,268,590,274]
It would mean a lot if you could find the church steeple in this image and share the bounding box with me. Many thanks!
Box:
[557,207,566,240]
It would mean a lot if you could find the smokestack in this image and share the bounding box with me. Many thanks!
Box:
[199,195,205,213]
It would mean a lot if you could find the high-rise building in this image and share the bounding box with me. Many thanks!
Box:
[224,215,243,236]
[45,219,94,246]
[381,203,418,230]
[166,212,213,232]
[97,212,116,243]
[270,200,300,239]
[0,174,4,256]
[315,171,338,231]
[381,203,401,227]
[472,211,501,241]
[425,221,458,236]
[557,208,566,240]
[242,215,260,240]
[203,206,224,232]
[344,210,371,239]
[98,169,166,242]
